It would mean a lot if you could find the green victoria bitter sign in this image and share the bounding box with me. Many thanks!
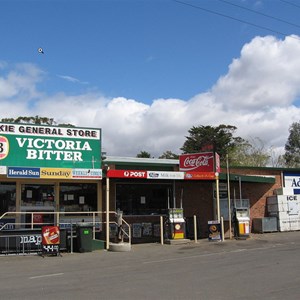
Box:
[0,123,101,169]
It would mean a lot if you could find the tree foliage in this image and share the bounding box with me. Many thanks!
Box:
[136,151,151,158]
[1,116,75,127]
[284,121,300,167]
[230,137,271,167]
[159,151,179,159]
[180,125,278,167]
[181,124,247,161]
[1,116,55,125]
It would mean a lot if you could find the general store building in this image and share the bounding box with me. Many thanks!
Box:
[103,156,284,241]
[0,123,103,229]
[1,122,300,246]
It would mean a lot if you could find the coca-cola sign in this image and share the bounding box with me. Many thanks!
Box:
[179,152,214,172]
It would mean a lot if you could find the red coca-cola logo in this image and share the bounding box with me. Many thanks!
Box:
[180,152,214,172]
[183,155,212,168]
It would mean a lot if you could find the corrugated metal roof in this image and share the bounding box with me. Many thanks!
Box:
[219,173,276,183]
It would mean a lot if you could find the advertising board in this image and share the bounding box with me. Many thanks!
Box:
[179,152,215,172]
[107,170,185,180]
[284,173,300,194]
[42,226,60,254]
[107,170,147,179]
[107,169,217,181]
[147,171,184,180]
[184,171,216,180]
[208,220,222,241]
[0,123,101,170]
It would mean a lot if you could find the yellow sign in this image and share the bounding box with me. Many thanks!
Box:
[40,168,72,179]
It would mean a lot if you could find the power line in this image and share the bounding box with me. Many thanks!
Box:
[218,0,300,29]
[279,0,300,10]
[173,0,300,40]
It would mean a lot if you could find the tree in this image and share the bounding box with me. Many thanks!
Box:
[1,116,55,125]
[230,137,271,167]
[284,121,300,167]
[1,116,74,127]
[136,151,151,158]
[270,150,286,168]
[159,151,179,159]
[181,124,247,161]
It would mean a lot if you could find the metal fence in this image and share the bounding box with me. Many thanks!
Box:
[0,211,131,255]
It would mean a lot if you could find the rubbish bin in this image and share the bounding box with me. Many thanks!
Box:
[76,223,93,253]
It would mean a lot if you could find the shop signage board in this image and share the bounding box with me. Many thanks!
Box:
[108,170,185,179]
[7,167,40,178]
[7,166,102,179]
[42,226,60,255]
[184,171,216,180]
[179,152,215,172]
[0,123,101,169]
[40,168,73,179]
[107,169,216,180]
[283,173,300,194]
[147,171,184,180]
[72,168,102,179]
[107,170,148,179]
[208,220,222,241]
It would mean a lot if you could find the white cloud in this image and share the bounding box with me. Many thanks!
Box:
[212,35,300,111]
[0,63,43,99]
[57,74,89,85]
[1,35,300,158]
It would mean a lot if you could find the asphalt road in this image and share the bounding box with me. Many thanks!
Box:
[1,232,300,300]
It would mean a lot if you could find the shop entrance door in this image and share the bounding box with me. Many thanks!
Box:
[21,184,55,227]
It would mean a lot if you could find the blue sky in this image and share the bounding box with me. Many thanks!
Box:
[1,0,300,159]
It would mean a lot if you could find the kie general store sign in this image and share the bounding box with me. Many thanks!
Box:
[0,123,102,171]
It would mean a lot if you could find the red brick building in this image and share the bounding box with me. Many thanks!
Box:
[103,156,286,241]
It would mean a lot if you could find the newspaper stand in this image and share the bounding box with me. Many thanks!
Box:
[41,226,61,257]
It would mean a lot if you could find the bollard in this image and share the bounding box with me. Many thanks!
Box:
[160,216,164,245]
[221,216,225,242]
[70,221,73,253]
[194,215,198,243]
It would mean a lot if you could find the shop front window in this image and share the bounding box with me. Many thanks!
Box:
[0,182,16,215]
[21,184,55,208]
[59,183,97,213]
[116,183,171,215]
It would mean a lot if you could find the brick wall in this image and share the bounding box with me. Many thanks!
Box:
[104,167,283,240]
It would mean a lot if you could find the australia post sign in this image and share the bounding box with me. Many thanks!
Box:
[0,123,101,170]
[179,152,219,172]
